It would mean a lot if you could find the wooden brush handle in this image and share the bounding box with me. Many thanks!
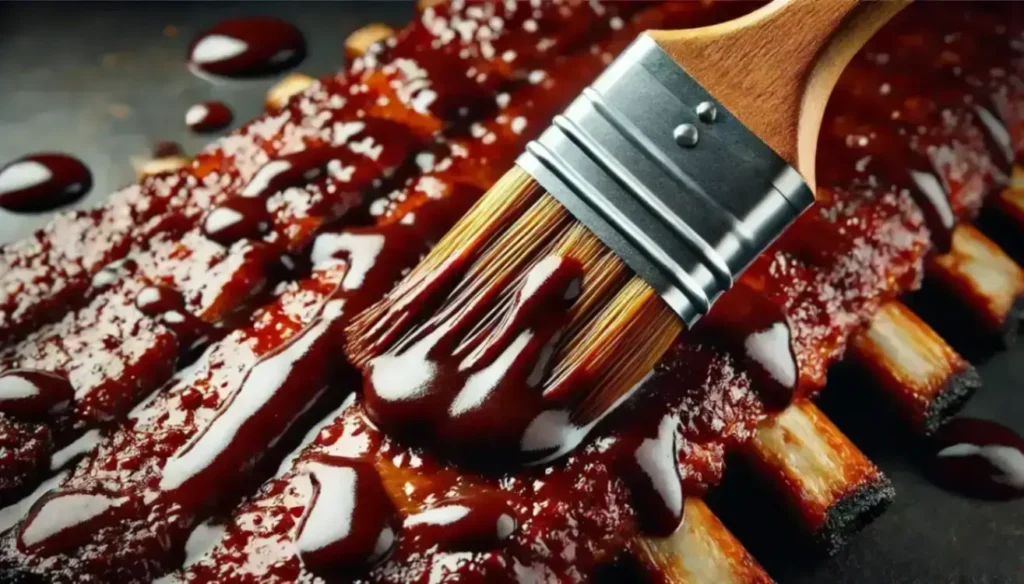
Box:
[648,0,909,191]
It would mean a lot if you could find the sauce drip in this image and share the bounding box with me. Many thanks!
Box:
[185,101,233,133]
[402,494,517,551]
[970,98,1014,176]
[0,370,75,420]
[0,154,92,213]
[17,487,137,556]
[927,417,1024,500]
[362,255,583,461]
[697,282,799,408]
[820,120,957,251]
[202,197,271,246]
[188,17,306,78]
[618,415,686,537]
[295,454,396,571]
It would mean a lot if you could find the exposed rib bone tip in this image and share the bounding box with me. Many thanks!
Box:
[265,72,315,113]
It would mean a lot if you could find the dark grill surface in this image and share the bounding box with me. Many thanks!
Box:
[0,2,1021,582]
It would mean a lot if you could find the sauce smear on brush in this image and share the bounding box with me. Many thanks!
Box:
[362,255,584,461]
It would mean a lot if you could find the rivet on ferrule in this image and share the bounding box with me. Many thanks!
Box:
[695,101,717,123]
[673,123,699,147]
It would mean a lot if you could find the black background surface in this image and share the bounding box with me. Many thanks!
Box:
[0,2,1021,582]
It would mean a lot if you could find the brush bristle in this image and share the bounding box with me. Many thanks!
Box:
[345,165,682,449]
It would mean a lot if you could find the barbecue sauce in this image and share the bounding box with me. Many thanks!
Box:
[362,255,583,461]
[0,3,1020,583]
[402,494,517,551]
[185,101,233,133]
[134,285,221,358]
[188,17,306,78]
[0,371,75,420]
[0,154,92,213]
[295,455,396,572]
[928,418,1024,500]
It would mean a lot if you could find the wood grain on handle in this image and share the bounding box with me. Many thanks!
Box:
[648,0,909,191]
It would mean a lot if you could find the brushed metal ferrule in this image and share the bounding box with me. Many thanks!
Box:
[517,34,814,326]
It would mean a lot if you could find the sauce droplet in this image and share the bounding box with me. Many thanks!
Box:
[0,370,75,420]
[619,415,686,537]
[135,285,186,316]
[295,454,396,571]
[152,141,184,159]
[189,17,306,78]
[697,281,799,408]
[403,494,517,551]
[0,154,92,213]
[202,197,271,246]
[90,258,138,290]
[185,101,233,133]
[134,286,220,358]
[927,417,1024,500]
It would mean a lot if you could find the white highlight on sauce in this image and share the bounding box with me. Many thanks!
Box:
[204,206,245,234]
[190,35,248,64]
[0,161,51,196]
[744,322,796,388]
[185,104,209,127]
[938,443,1024,488]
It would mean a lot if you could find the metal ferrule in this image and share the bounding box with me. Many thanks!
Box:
[516,34,814,326]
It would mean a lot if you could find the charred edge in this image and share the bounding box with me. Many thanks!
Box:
[815,475,894,556]
[919,364,981,436]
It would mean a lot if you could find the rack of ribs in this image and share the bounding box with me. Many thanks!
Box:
[0,1,1021,583]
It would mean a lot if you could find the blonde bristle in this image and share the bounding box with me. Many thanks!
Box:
[554,278,681,422]
[413,167,544,276]
[346,164,684,431]
[346,167,544,364]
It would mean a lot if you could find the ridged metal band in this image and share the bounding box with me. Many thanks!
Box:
[517,34,814,326]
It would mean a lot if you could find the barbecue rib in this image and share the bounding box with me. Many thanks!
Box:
[0,1,1021,583]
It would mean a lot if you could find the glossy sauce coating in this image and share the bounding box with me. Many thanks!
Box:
[0,370,74,420]
[0,0,457,520]
[0,1,655,580]
[173,5,1020,583]
[0,2,1020,583]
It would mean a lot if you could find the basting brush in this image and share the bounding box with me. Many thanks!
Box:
[346,0,909,461]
